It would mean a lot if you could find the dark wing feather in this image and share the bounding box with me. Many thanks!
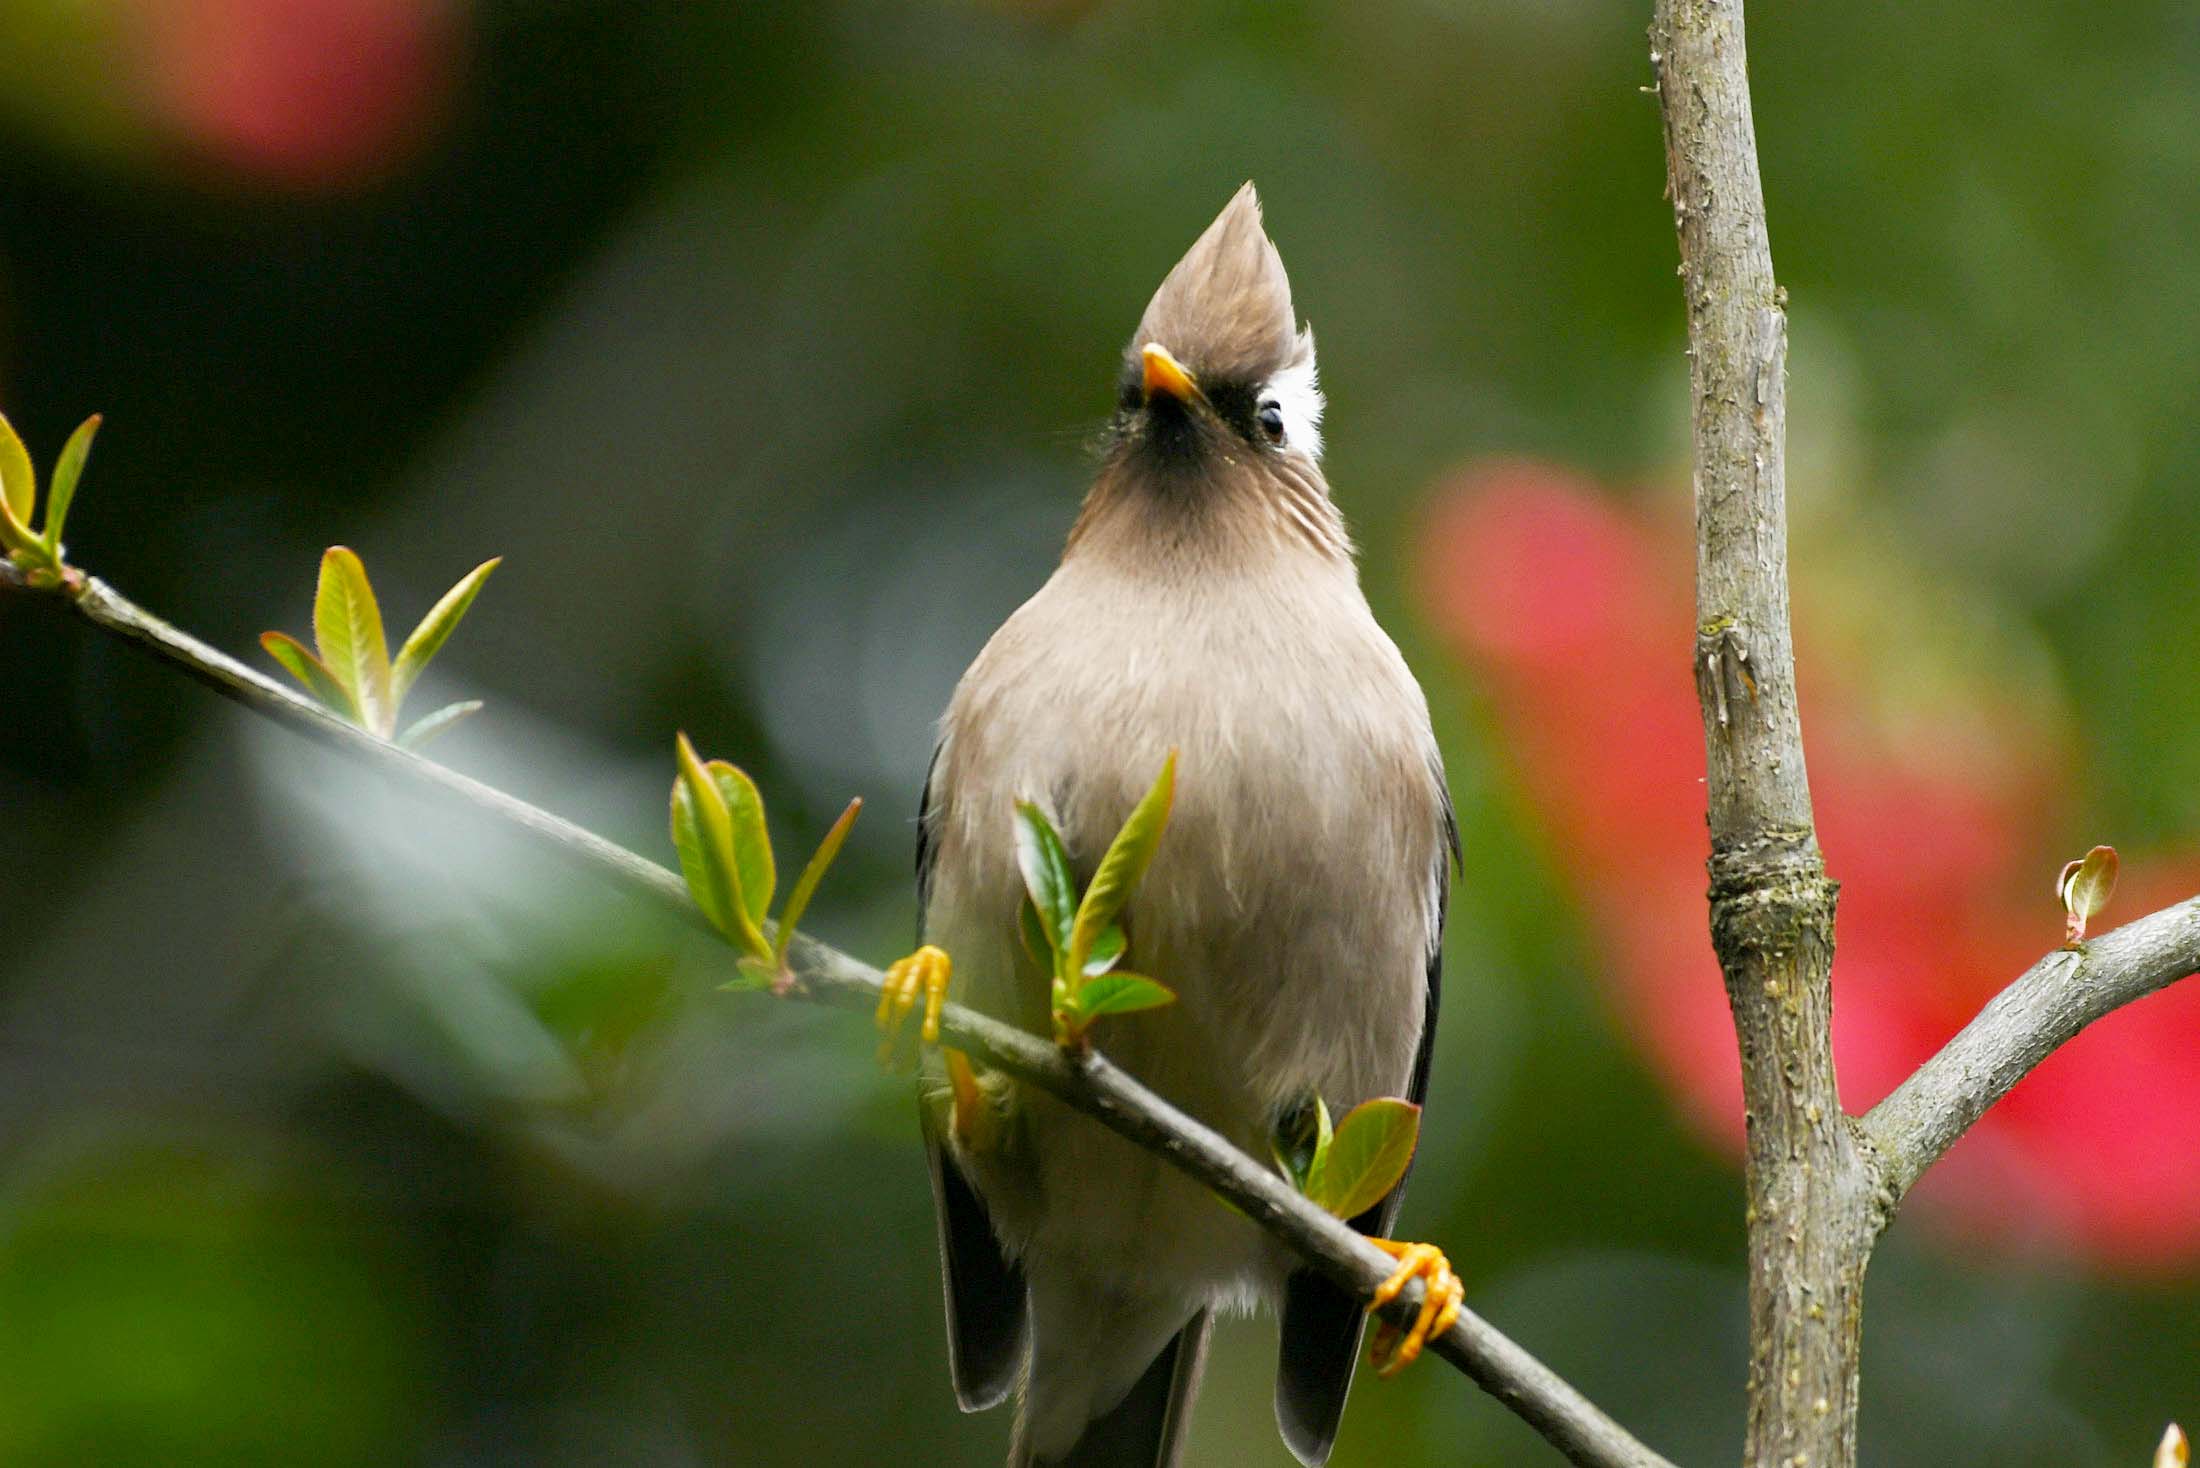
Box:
[915,741,944,925]
[926,1106,1028,1409]
[916,741,1030,1410]
[1014,1310,1211,1467]
[1275,772,1455,1466]
[1409,777,1458,1112]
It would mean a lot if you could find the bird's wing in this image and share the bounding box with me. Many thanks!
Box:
[1275,766,1455,1466]
[925,1106,1029,1409]
[1409,771,1459,1114]
[915,741,943,921]
[916,741,1029,1410]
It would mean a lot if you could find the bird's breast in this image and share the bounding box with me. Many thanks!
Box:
[930,556,1441,1117]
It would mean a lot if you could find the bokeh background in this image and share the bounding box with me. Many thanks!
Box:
[1,1,2195,1464]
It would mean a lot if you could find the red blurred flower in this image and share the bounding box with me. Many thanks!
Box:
[1420,458,2200,1269]
[135,0,458,188]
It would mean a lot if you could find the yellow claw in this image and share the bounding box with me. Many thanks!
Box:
[1365,1237,1464,1377]
[876,944,951,1065]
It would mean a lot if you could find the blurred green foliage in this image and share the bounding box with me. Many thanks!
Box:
[0,1129,422,1467]
[0,1,2194,1464]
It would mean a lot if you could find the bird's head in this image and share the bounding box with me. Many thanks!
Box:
[1107,183,1326,486]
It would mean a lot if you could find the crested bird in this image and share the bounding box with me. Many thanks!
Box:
[880,183,1459,1467]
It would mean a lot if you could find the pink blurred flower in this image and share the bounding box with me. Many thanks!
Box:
[1420,458,2200,1269]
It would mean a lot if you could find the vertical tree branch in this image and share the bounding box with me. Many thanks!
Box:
[1649,4,1873,1465]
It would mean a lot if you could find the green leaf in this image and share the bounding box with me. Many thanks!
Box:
[259,631,359,718]
[0,410,33,534]
[1013,801,1078,965]
[1068,972,1176,1023]
[0,495,44,559]
[397,700,484,751]
[671,732,769,957]
[391,556,500,707]
[1081,922,1127,978]
[723,955,779,992]
[314,547,394,736]
[671,765,729,937]
[1305,1098,1420,1221]
[1068,751,1176,975]
[1019,896,1052,969]
[42,413,99,552]
[775,797,862,963]
[706,759,774,934]
[1270,1093,1333,1192]
[2058,844,2120,943]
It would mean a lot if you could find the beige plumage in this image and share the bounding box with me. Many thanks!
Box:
[913,184,1455,1467]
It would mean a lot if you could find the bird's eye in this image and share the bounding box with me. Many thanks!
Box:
[1257,400,1285,443]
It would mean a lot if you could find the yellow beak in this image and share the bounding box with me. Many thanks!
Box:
[1140,342,1203,405]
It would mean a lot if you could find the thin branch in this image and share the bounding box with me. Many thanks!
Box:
[1861,897,2200,1206]
[1,557,1676,1468]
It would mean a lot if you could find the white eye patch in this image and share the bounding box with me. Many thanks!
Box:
[1260,330,1324,461]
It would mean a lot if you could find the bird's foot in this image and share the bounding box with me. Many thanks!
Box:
[1365,1238,1464,1377]
[943,1047,1003,1154]
[875,944,951,1066]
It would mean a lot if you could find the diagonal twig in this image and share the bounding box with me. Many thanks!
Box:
[1861,900,2200,1207]
[1,557,1677,1468]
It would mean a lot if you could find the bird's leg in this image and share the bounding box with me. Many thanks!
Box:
[1364,1238,1464,1377]
[875,944,951,1065]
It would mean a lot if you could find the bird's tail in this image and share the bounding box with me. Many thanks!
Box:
[1009,1309,1212,1468]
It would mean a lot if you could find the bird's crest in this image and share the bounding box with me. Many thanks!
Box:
[1132,183,1303,383]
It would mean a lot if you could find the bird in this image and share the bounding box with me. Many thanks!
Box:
[877,183,1459,1468]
